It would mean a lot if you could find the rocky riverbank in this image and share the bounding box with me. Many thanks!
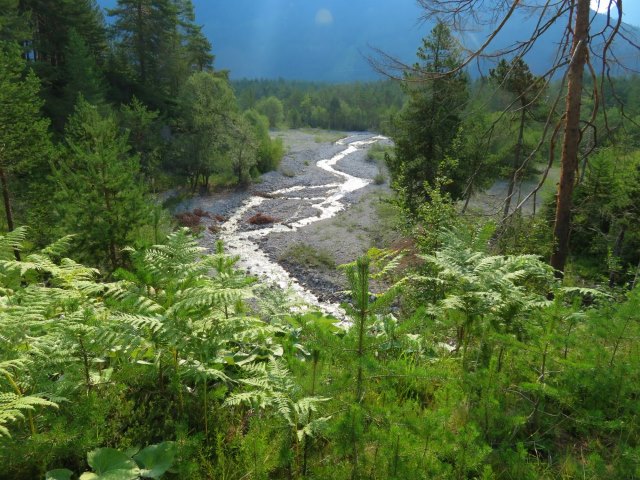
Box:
[175,129,400,317]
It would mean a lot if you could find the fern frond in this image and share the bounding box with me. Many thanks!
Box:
[0,392,57,438]
[40,236,75,257]
[0,227,28,260]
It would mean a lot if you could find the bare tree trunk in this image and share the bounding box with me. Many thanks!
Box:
[550,0,590,277]
[0,167,15,232]
[0,167,20,261]
[461,191,472,214]
[502,107,527,221]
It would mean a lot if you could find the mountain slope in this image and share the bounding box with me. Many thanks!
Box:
[97,0,639,81]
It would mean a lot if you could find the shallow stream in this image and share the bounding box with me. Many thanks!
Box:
[217,135,388,319]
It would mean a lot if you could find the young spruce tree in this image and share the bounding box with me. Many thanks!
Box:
[53,98,150,271]
[389,22,468,213]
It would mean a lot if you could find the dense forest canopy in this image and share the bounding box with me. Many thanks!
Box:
[1,1,640,479]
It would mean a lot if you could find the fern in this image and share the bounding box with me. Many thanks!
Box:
[0,360,57,438]
[226,359,329,428]
[0,392,57,437]
[410,230,558,357]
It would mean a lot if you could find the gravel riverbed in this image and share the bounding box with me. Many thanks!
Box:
[175,130,399,315]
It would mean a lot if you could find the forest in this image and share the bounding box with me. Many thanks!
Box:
[1,0,639,479]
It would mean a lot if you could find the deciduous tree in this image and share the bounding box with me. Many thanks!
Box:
[173,72,237,190]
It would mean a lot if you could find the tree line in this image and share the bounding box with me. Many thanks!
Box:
[233,78,405,132]
[0,0,284,272]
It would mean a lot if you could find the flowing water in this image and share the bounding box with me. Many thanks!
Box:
[216,134,388,319]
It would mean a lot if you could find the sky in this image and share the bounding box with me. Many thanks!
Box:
[97,1,640,80]
[591,0,640,24]
[98,1,640,27]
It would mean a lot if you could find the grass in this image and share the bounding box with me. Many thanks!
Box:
[373,172,386,185]
[280,243,336,269]
[536,163,561,201]
[366,144,394,163]
[209,171,240,189]
[280,166,296,178]
[300,128,347,144]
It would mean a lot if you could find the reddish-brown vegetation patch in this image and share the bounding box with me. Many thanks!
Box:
[248,212,278,225]
[175,211,202,229]
[193,208,211,218]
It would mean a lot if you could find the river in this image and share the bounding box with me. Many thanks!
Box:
[214,134,389,320]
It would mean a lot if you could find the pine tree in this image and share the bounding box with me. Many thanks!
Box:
[389,22,469,213]
[0,42,51,238]
[52,98,150,271]
[490,58,542,222]
[20,0,107,65]
[62,29,107,112]
[176,0,214,72]
[108,0,178,88]
[119,96,161,184]
[0,0,30,45]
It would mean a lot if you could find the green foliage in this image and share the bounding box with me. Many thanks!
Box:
[83,447,139,479]
[244,109,284,173]
[19,0,108,128]
[0,41,52,232]
[3,2,640,478]
[133,442,176,479]
[235,79,404,132]
[389,22,469,212]
[0,223,639,478]
[119,97,161,184]
[46,442,176,480]
[172,71,261,189]
[0,361,57,438]
[63,29,106,113]
[280,243,336,269]
[255,95,285,129]
[0,0,30,45]
[52,98,151,271]
[489,58,544,222]
[572,147,640,284]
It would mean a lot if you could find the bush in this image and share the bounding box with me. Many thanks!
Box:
[175,211,204,233]
[248,213,278,225]
[192,208,211,218]
[280,167,295,178]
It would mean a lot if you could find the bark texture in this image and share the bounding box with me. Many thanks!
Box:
[550,0,590,276]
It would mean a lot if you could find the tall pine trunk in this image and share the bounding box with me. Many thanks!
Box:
[136,0,147,84]
[550,0,590,276]
[0,166,20,261]
[0,167,15,232]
